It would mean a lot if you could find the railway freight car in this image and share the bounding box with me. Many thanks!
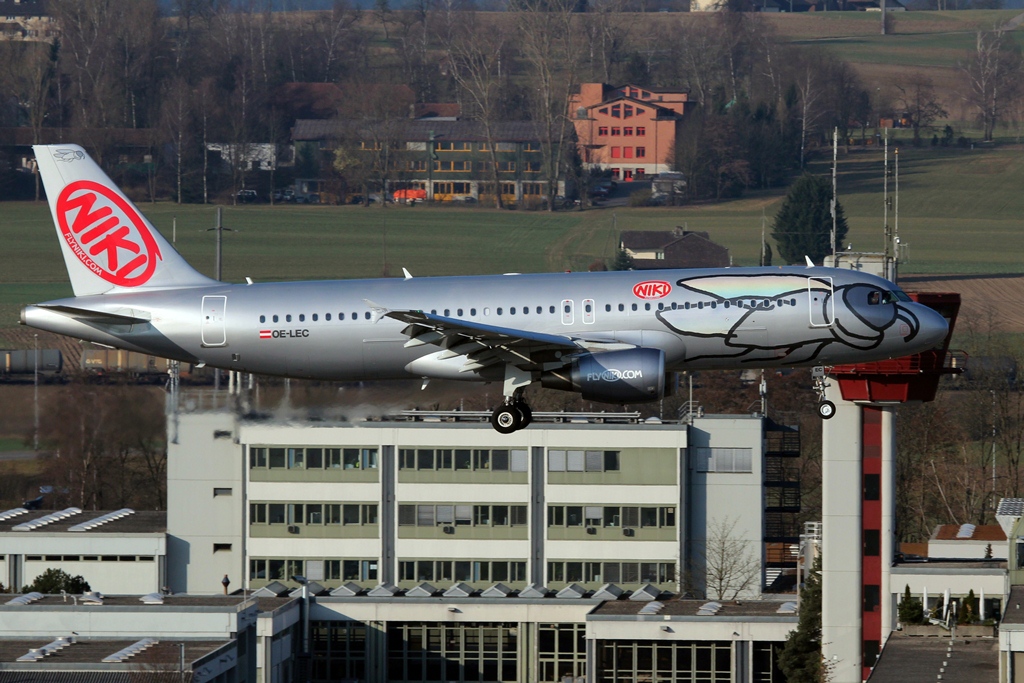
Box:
[0,349,63,380]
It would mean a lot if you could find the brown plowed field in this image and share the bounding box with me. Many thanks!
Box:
[901,273,1024,333]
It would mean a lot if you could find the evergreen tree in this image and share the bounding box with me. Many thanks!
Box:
[22,568,91,594]
[897,584,924,625]
[771,174,848,265]
[778,555,824,683]
[611,249,633,271]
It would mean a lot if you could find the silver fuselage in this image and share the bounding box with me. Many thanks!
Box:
[22,266,949,382]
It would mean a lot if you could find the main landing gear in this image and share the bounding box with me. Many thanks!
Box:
[812,365,836,420]
[490,390,533,434]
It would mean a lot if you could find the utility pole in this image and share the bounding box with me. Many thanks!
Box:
[207,208,233,391]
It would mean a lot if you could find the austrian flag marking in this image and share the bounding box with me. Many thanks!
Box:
[632,280,672,300]
[259,330,272,339]
[55,180,162,287]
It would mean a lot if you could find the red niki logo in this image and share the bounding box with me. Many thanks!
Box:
[632,280,671,300]
[55,180,162,287]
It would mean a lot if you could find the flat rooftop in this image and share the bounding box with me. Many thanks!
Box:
[0,638,229,666]
[868,634,997,682]
[2,594,253,610]
[0,510,165,534]
[590,597,797,620]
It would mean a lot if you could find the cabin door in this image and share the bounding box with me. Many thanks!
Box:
[201,295,227,347]
[808,278,835,328]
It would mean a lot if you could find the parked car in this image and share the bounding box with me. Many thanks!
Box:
[236,189,258,203]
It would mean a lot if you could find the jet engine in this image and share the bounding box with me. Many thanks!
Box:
[541,348,665,404]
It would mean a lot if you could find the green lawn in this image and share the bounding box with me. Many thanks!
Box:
[3,140,1024,327]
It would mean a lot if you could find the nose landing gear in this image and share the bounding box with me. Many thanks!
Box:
[812,365,836,420]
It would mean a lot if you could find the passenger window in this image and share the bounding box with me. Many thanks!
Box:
[868,291,881,305]
[684,303,690,310]
[497,308,503,315]
[657,303,664,310]
[286,314,292,322]
[484,308,490,316]
[326,313,331,321]
[299,314,305,322]
[631,303,638,311]
[710,302,717,309]
[536,307,542,314]
[549,306,555,314]
[364,312,371,320]
[458,309,463,316]
[431,309,437,315]
[352,312,356,320]
[618,304,624,312]
[339,313,345,320]
[644,303,651,311]
[790,299,796,306]
[471,308,477,316]
[260,315,266,323]
[605,304,611,312]
[697,302,703,310]
[523,306,529,315]
[564,304,570,313]
[510,307,516,315]
[672,302,677,310]
[312,314,318,321]
[444,309,450,316]
[724,301,730,309]
[273,315,279,322]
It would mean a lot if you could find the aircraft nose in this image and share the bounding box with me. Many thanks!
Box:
[913,304,949,350]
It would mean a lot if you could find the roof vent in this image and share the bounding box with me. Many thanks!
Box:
[6,592,44,606]
[12,507,82,531]
[68,508,135,532]
[956,523,976,539]
[0,507,29,522]
[593,583,624,601]
[777,601,798,614]
[80,591,104,605]
[102,638,159,663]
[481,583,513,598]
[629,584,661,601]
[555,583,587,599]
[16,636,75,662]
[639,601,665,615]
[140,593,164,605]
[329,582,364,597]
[443,583,475,598]
[697,601,722,616]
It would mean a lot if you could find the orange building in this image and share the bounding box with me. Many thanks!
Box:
[569,83,693,183]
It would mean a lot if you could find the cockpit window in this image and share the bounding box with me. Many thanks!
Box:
[868,290,908,305]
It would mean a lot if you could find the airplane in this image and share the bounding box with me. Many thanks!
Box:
[21,144,949,433]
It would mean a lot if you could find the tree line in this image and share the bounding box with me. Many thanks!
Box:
[1,1,1021,203]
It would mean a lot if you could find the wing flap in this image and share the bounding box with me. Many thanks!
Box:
[36,304,151,326]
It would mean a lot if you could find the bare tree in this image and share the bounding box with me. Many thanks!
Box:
[699,516,761,600]
[962,26,1024,142]
[444,12,510,208]
[514,0,585,210]
[0,40,56,199]
[895,73,947,145]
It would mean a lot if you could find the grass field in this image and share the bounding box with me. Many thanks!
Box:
[3,139,1022,331]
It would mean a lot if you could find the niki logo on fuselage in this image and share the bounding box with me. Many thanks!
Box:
[259,329,310,339]
[654,273,921,365]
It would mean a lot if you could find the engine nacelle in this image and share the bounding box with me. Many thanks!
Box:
[541,348,665,404]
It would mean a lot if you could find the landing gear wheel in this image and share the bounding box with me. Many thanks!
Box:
[490,404,521,434]
[818,400,836,420]
[516,403,533,428]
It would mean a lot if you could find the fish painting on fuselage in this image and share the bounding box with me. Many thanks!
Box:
[21,144,950,434]
[655,273,922,368]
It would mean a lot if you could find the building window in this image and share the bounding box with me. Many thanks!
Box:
[636,147,646,158]
[611,127,621,136]
[624,104,634,118]
[435,141,471,151]
[611,147,621,159]
[538,623,586,682]
[213,543,232,552]
[864,473,880,501]
[250,502,378,527]
[499,161,516,173]
[597,641,731,681]
[598,126,608,136]
[398,504,528,528]
[522,141,540,152]
[624,148,634,159]
[864,584,880,612]
[250,446,378,470]
[611,104,621,118]
[408,160,427,171]
[386,622,518,682]
[547,450,620,472]
[399,448,528,472]
[864,529,880,556]
[213,487,232,497]
[524,162,541,174]
[636,127,646,136]
[548,505,674,528]
[690,447,753,473]
[310,621,368,681]
[547,561,674,585]
[397,560,527,585]
[624,127,633,136]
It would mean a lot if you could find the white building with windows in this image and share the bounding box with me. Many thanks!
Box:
[166,409,787,601]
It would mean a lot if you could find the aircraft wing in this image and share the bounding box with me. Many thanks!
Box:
[384,309,632,372]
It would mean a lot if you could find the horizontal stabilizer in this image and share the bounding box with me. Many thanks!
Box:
[36,304,150,326]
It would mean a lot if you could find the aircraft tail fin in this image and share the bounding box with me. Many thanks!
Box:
[33,144,217,297]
